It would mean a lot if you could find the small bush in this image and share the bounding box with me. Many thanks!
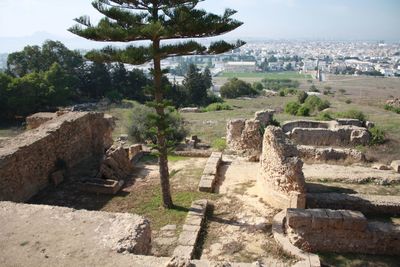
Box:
[336,109,367,122]
[369,126,386,145]
[296,106,310,117]
[384,104,400,114]
[309,85,320,92]
[105,90,123,103]
[304,95,331,112]
[269,118,281,127]
[212,138,227,152]
[128,105,188,147]
[316,111,334,121]
[345,99,352,104]
[279,90,286,97]
[285,101,301,115]
[339,89,346,94]
[297,91,308,104]
[204,102,232,112]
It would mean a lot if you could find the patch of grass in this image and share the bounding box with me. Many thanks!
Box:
[218,71,311,80]
[212,138,227,152]
[168,155,189,162]
[128,183,218,230]
[319,252,400,267]
[262,240,298,263]
[203,103,233,112]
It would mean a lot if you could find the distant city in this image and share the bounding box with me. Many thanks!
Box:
[1,40,400,78]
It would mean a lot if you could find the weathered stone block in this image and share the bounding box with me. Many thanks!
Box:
[286,209,311,229]
[340,210,367,231]
[310,209,330,230]
[391,160,400,173]
[325,209,343,229]
[173,245,194,259]
[0,112,114,202]
[258,126,306,209]
[178,231,198,246]
[185,214,203,226]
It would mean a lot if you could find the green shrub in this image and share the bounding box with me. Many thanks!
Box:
[384,104,400,114]
[204,102,232,112]
[304,95,331,112]
[128,105,188,146]
[220,78,258,99]
[309,85,320,92]
[105,90,123,103]
[285,101,301,115]
[212,138,227,152]
[345,99,352,104]
[336,109,367,122]
[369,126,386,145]
[316,111,334,121]
[279,90,286,97]
[269,118,281,127]
[296,106,310,116]
[297,91,308,104]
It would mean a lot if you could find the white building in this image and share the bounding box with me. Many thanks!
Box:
[225,61,257,72]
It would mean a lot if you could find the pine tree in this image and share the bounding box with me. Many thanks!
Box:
[184,64,206,106]
[70,0,244,208]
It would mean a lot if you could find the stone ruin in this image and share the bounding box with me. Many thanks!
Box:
[282,119,372,147]
[386,98,400,108]
[257,126,306,209]
[286,208,400,255]
[0,112,114,202]
[226,109,275,160]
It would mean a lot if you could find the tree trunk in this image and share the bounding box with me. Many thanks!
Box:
[153,39,174,209]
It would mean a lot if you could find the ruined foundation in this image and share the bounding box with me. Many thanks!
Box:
[257,126,306,209]
[226,109,275,160]
[282,119,371,147]
[0,201,151,266]
[286,208,400,255]
[0,112,114,202]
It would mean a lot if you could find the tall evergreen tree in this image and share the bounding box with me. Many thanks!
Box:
[70,0,244,208]
[184,64,207,106]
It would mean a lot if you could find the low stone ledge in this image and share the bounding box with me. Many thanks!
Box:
[286,208,400,255]
[272,211,321,267]
[0,202,151,257]
[198,152,222,193]
[173,199,208,259]
[173,150,213,158]
[307,193,400,215]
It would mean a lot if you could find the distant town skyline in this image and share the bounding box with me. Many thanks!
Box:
[0,0,399,52]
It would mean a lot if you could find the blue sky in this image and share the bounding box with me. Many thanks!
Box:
[0,0,399,40]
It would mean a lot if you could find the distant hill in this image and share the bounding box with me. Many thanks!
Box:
[0,32,124,54]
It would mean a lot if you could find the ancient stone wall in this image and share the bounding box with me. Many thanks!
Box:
[282,119,371,147]
[290,127,370,147]
[286,208,400,255]
[0,112,114,202]
[226,109,275,160]
[297,145,365,164]
[257,126,306,209]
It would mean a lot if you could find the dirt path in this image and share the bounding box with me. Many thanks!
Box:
[201,156,295,265]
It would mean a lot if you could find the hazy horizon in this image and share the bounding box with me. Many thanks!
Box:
[0,0,399,52]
